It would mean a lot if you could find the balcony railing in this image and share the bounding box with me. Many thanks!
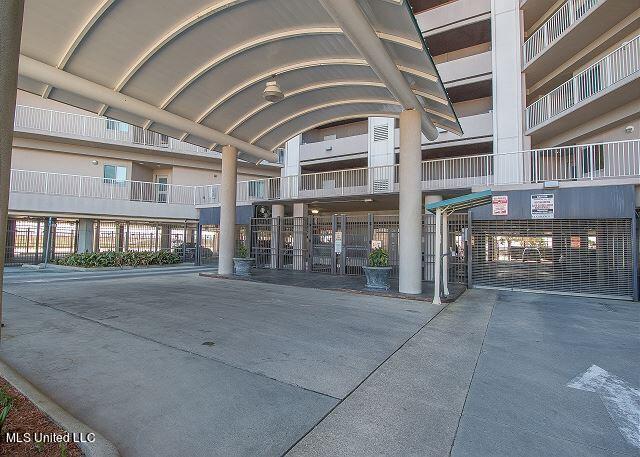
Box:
[526,36,640,130]
[10,169,198,206]
[13,104,214,156]
[523,0,600,64]
[10,141,639,208]
[197,140,640,205]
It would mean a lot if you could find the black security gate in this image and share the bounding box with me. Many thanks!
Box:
[471,218,634,299]
[250,213,467,281]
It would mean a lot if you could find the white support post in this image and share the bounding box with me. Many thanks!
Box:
[433,207,443,305]
[218,145,238,275]
[442,211,450,297]
[293,203,307,271]
[399,109,423,294]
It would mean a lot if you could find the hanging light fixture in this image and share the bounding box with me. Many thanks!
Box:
[263,77,284,103]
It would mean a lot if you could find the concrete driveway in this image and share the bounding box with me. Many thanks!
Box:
[0,270,638,456]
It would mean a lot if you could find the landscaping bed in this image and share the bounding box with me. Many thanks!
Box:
[54,251,181,268]
[0,376,82,457]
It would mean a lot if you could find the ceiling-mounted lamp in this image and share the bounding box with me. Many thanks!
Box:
[311,209,320,214]
[263,77,284,103]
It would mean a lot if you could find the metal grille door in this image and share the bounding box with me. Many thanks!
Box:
[471,219,634,299]
[310,216,334,273]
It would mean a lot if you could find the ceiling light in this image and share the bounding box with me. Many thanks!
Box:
[311,209,320,214]
[363,198,373,203]
[263,79,284,103]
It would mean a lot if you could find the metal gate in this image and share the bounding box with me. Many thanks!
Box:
[424,212,469,284]
[471,218,634,299]
[250,213,467,280]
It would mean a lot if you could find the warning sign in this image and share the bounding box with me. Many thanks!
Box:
[492,195,508,216]
[531,194,555,219]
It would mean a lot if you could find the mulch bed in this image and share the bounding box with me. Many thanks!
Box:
[0,377,82,457]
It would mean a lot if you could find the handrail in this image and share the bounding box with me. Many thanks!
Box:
[523,0,600,64]
[526,36,640,129]
[13,104,215,156]
[11,140,640,207]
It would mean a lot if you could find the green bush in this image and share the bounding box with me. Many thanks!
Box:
[55,250,181,268]
[368,248,389,267]
[0,388,13,434]
[236,244,249,259]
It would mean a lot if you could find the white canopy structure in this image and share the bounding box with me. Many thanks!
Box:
[17,0,461,162]
[0,0,462,317]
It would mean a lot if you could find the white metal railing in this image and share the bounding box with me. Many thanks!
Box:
[197,140,640,205]
[13,104,214,156]
[523,0,600,64]
[10,169,198,205]
[11,141,639,208]
[526,36,640,130]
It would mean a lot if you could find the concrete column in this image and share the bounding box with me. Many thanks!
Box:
[219,145,238,275]
[270,204,284,269]
[424,195,443,280]
[77,219,95,253]
[0,0,25,334]
[492,0,526,183]
[93,220,101,252]
[293,203,307,271]
[160,224,172,250]
[398,109,422,294]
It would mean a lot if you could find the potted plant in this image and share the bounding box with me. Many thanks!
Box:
[363,248,392,290]
[233,244,255,276]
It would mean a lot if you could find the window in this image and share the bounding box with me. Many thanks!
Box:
[582,144,605,175]
[104,165,127,184]
[248,180,264,198]
[106,119,129,132]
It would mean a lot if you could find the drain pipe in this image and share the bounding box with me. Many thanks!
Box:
[319,0,439,141]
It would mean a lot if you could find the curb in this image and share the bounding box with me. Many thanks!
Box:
[0,359,120,457]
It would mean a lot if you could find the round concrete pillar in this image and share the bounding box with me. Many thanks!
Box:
[398,109,423,294]
[218,145,238,275]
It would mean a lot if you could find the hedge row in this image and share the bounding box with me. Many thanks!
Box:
[55,250,181,268]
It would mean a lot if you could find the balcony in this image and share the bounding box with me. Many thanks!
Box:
[415,0,491,34]
[526,36,640,139]
[9,170,199,220]
[299,133,368,163]
[198,140,640,206]
[13,105,216,157]
[523,0,637,84]
[437,51,492,85]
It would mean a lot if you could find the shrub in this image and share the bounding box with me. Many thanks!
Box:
[55,250,181,268]
[369,248,389,267]
[236,244,249,259]
[0,388,13,434]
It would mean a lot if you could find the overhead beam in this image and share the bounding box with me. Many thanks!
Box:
[319,0,439,141]
[18,55,276,162]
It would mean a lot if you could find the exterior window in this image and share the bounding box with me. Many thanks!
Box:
[103,165,127,184]
[582,145,605,174]
[106,119,129,132]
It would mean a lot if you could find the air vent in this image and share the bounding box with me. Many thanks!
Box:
[373,124,389,142]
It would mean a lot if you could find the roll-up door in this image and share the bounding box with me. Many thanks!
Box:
[471,219,633,299]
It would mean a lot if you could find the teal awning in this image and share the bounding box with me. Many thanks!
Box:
[425,190,493,214]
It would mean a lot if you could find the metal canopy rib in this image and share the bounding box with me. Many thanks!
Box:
[17,0,461,162]
[425,190,493,214]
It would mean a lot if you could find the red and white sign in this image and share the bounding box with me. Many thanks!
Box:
[492,195,508,216]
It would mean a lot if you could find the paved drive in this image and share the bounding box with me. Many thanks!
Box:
[0,270,637,456]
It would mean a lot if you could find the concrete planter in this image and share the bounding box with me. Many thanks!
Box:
[363,266,392,290]
[233,258,255,276]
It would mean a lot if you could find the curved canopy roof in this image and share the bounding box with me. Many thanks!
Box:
[17,0,461,162]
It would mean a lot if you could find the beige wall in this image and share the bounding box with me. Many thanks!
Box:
[578,117,640,145]
[11,147,131,178]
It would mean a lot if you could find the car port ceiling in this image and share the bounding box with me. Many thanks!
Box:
[17,0,461,162]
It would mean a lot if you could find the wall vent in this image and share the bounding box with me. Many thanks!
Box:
[373,124,389,142]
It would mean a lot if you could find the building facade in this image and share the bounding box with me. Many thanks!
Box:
[194,0,640,299]
[6,90,279,265]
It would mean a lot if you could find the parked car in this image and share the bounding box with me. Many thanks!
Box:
[522,247,542,263]
[172,242,214,262]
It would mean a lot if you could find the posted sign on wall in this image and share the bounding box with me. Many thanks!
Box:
[531,194,555,219]
[492,196,508,216]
